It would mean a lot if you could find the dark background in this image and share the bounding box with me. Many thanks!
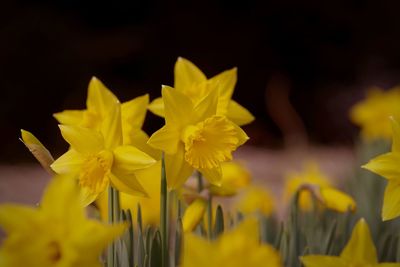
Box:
[2,0,400,162]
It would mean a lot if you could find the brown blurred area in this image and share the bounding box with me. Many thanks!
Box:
[1,1,400,204]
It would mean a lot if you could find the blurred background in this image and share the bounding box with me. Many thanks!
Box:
[1,0,399,203]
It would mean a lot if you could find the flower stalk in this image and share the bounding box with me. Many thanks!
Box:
[161,153,168,267]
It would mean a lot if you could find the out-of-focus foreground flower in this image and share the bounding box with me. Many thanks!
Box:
[148,86,248,189]
[181,218,282,267]
[0,176,126,267]
[350,86,400,141]
[301,218,400,267]
[149,57,254,126]
[284,163,356,212]
[363,117,400,220]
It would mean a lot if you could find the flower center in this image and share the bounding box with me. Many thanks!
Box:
[79,150,113,194]
[182,116,239,169]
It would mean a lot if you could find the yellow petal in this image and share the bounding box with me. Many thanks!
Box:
[87,77,119,114]
[20,129,55,174]
[59,125,104,154]
[165,146,194,189]
[113,145,156,174]
[182,198,207,232]
[126,129,161,160]
[340,218,378,264]
[226,100,255,126]
[231,120,250,146]
[110,172,148,197]
[53,110,85,125]
[235,186,275,216]
[147,125,180,154]
[362,152,400,180]
[148,97,165,117]
[121,94,149,130]
[320,187,356,213]
[301,256,347,267]
[51,149,85,174]
[382,180,400,221]
[174,57,207,92]
[210,161,251,196]
[199,165,222,186]
[101,102,122,150]
[80,186,100,207]
[0,205,38,233]
[193,88,218,123]
[208,67,237,103]
[162,85,194,127]
[390,117,400,152]
[41,175,85,222]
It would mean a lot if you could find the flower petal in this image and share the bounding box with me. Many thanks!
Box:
[110,172,148,197]
[121,94,149,130]
[382,180,400,221]
[51,149,85,174]
[320,187,356,213]
[126,129,161,160]
[340,218,378,264]
[301,256,347,267]
[59,125,104,154]
[182,198,207,232]
[101,102,122,150]
[226,100,255,126]
[193,88,218,123]
[148,97,165,118]
[0,205,38,233]
[53,110,85,125]
[87,77,119,114]
[362,152,400,180]
[208,67,237,103]
[113,145,156,174]
[162,85,194,127]
[174,57,207,92]
[200,165,222,186]
[147,125,180,154]
[165,146,194,189]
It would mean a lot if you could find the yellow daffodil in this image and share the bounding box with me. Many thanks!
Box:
[147,86,248,189]
[182,198,207,232]
[284,163,356,212]
[96,161,161,226]
[20,129,54,174]
[363,117,400,220]
[51,104,156,205]
[235,186,275,216]
[181,218,282,267]
[350,86,400,141]
[301,218,400,267]
[54,77,158,158]
[209,161,251,196]
[148,57,254,126]
[0,175,126,267]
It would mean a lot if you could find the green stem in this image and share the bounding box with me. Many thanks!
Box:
[160,153,168,267]
[107,186,115,267]
[207,195,213,240]
[196,171,203,192]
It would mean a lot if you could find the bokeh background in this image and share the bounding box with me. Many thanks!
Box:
[1,0,399,203]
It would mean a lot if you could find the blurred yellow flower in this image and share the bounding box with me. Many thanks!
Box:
[209,161,251,196]
[363,117,400,220]
[235,186,275,216]
[301,218,400,267]
[96,161,161,226]
[182,198,207,232]
[350,86,400,141]
[148,57,254,126]
[181,218,282,267]
[148,86,248,189]
[284,163,356,212]
[0,176,126,267]
[51,106,156,205]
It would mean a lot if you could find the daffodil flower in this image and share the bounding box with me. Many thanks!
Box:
[363,117,400,220]
[284,163,356,212]
[148,57,254,126]
[350,87,400,141]
[181,218,282,267]
[301,218,400,267]
[182,198,207,232]
[147,86,248,189]
[51,103,156,205]
[209,161,251,196]
[235,186,275,216]
[0,175,127,267]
